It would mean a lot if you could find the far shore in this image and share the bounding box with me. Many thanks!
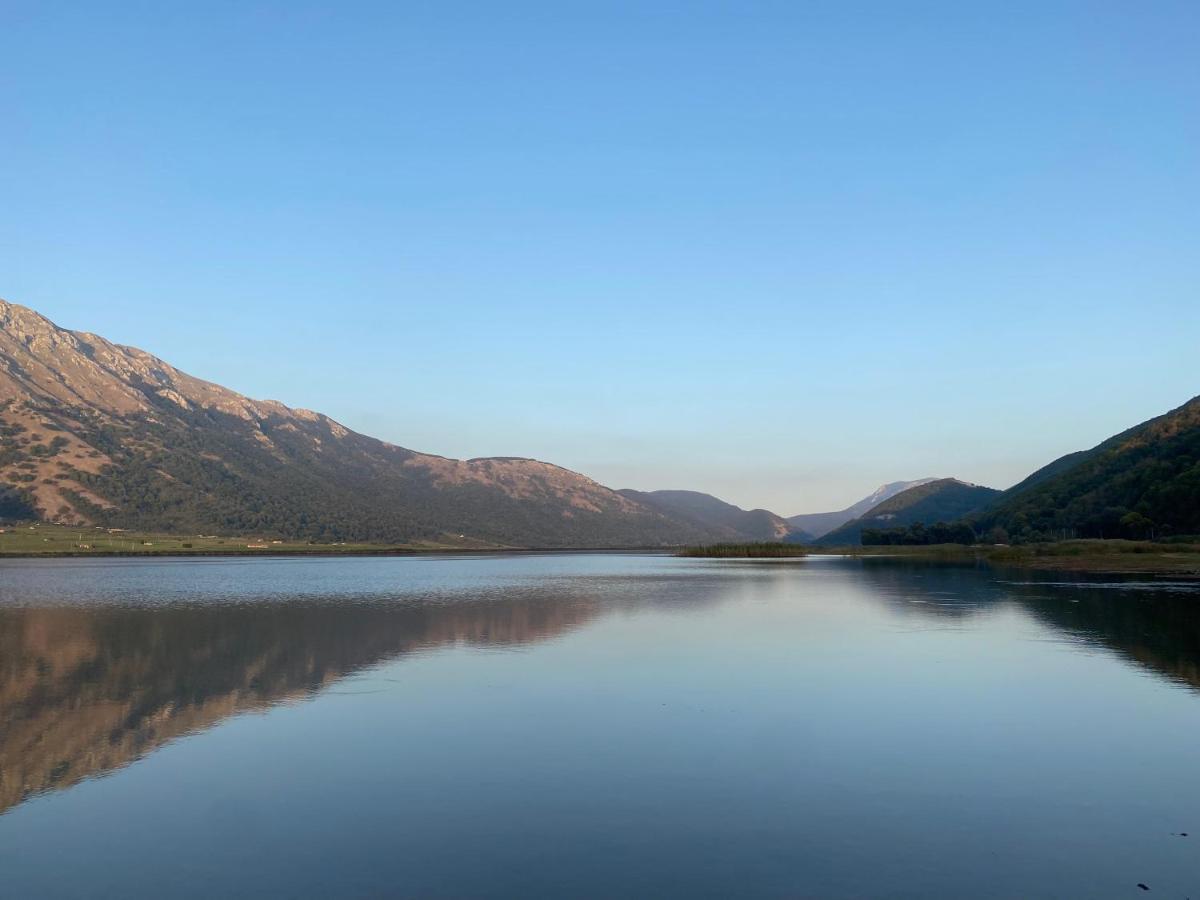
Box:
[679,539,1200,577]
[830,542,1200,578]
[2,525,1198,577]
[801,541,1200,577]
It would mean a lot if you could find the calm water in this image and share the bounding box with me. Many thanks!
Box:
[1,553,1198,898]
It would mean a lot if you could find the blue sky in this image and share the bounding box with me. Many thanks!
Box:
[3,1,1197,513]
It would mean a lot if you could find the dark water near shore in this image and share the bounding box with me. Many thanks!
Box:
[1,553,1198,898]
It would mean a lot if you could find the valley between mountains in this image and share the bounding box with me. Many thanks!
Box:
[2,299,1198,550]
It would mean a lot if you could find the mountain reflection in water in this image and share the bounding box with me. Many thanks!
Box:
[0,554,746,817]
[2,554,1200,825]
[4,555,1200,899]
[0,591,608,814]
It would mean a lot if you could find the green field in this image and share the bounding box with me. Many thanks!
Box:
[816,539,1200,576]
[4,525,1198,575]
[673,539,1200,575]
[981,539,1200,575]
[0,523,488,556]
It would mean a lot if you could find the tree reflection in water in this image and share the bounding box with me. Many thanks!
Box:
[856,557,1200,691]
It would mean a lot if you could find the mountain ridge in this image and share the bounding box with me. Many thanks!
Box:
[815,478,1001,546]
[11,298,1192,548]
[618,489,797,542]
[975,395,1200,541]
[785,478,939,539]
[0,299,720,546]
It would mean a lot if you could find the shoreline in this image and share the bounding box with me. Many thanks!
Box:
[816,543,1200,578]
[0,545,678,560]
[2,529,1198,577]
[676,539,1200,577]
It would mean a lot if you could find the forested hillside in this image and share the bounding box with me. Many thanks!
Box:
[976,396,1200,541]
[815,479,1000,546]
[785,478,938,540]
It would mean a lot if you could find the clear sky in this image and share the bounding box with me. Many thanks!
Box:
[4,1,1197,514]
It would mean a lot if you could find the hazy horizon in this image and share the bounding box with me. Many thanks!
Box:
[5,2,1197,513]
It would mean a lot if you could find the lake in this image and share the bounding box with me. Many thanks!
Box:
[0,553,1197,898]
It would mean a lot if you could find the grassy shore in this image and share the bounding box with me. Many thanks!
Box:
[982,540,1200,575]
[814,540,1200,576]
[0,523,492,557]
[675,539,1200,576]
[5,525,1198,576]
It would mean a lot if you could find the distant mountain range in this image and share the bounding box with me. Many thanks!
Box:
[785,478,939,539]
[618,489,793,542]
[3,299,1196,547]
[807,396,1200,545]
[813,479,1001,546]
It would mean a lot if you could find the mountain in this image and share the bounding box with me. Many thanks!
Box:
[976,395,1200,541]
[786,478,939,539]
[0,299,724,547]
[618,489,796,542]
[815,478,1001,546]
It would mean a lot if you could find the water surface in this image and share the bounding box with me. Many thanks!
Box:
[1,553,1197,897]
